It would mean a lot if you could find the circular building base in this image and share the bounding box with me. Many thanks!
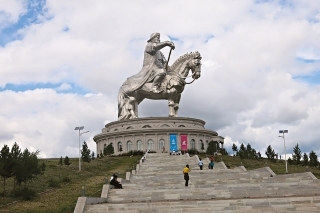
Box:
[93,117,224,155]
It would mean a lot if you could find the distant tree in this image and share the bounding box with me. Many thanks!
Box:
[219,148,228,155]
[58,156,63,165]
[309,151,319,167]
[100,150,104,158]
[64,156,71,165]
[292,143,302,165]
[40,162,46,174]
[14,149,42,185]
[238,143,247,159]
[11,142,22,191]
[91,151,95,160]
[103,146,107,155]
[265,145,276,162]
[287,157,293,165]
[81,141,91,163]
[1,143,44,195]
[206,141,217,155]
[302,153,309,166]
[246,144,257,159]
[105,143,115,155]
[257,152,262,159]
[232,144,237,156]
[0,145,14,196]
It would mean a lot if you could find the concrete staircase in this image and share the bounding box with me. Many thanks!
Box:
[79,153,320,212]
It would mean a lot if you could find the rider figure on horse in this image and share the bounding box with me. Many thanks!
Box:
[123,32,175,94]
[143,32,175,93]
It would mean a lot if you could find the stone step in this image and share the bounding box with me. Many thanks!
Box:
[83,196,320,213]
[77,152,320,212]
[107,181,320,202]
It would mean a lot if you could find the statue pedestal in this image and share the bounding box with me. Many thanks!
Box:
[93,117,224,155]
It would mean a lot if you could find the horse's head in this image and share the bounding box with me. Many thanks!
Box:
[188,52,202,80]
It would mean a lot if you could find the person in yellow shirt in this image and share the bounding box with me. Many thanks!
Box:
[182,164,191,187]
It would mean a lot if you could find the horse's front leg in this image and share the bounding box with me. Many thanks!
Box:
[173,93,181,117]
[168,89,176,117]
[168,88,180,117]
[168,97,175,117]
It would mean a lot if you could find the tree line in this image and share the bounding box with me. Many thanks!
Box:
[0,142,45,196]
[231,142,319,167]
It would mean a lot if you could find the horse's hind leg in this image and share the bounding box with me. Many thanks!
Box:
[127,96,138,119]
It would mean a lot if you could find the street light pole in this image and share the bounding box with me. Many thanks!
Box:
[74,126,89,171]
[279,130,288,173]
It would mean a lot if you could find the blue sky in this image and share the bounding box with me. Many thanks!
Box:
[0,0,320,158]
[0,0,47,46]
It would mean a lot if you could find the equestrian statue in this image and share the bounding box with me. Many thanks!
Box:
[118,32,202,120]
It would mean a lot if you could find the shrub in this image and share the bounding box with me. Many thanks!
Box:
[12,187,37,200]
[62,176,71,183]
[116,150,145,156]
[219,148,229,155]
[48,179,61,188]
[187,149,199,154]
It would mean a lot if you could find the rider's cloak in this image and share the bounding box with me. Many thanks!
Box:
[121,41,167,94]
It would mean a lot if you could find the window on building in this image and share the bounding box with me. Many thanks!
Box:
[126,126,133,129]
[159,139,165,151]
[137,140,143,151]
[199,140,203,150]
[142,125,151,128]
[178,125,185,127]
[191,139,196,149]
[127,141,133,152]
[147,139,154,150]
[118,142,123,152]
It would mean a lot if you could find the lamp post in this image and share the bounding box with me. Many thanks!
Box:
[74,126,89,171]
[279,130,288,173]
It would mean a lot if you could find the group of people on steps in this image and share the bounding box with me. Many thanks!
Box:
[182,156,215,187]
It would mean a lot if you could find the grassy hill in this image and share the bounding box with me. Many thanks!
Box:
[0,155,141,213]
[0,154,319,213]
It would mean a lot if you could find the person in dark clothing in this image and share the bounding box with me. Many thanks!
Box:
[209,160,214,169]
[110,174,123,189]
[182,164,191,187]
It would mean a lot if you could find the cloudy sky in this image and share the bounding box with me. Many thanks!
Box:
[0,0,319,159]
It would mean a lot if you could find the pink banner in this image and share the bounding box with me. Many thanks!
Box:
[180,134,188,151]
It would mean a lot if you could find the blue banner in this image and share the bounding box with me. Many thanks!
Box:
[169,133,177,151]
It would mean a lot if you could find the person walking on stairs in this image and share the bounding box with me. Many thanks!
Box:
[198,158,203,170]
[209,159,215,169]
[183,164,191,187]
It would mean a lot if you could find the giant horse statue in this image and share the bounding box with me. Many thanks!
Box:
[118,51,202,120]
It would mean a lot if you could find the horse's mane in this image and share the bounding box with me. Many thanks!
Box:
[170,51,201,71]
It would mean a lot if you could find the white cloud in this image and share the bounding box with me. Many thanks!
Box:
[0,0,320,158]
[56,82,71,91]
[0,0,25,27]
